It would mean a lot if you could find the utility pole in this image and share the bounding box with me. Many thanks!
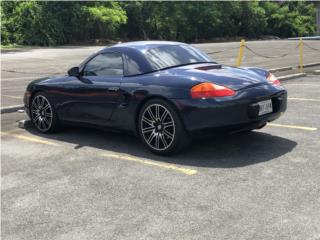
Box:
[317,3,320,35]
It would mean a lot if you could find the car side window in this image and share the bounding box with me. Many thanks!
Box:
[83,52,123,77]
[123,54,143,76]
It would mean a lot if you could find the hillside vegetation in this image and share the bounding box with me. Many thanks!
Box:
[1,1,317,46]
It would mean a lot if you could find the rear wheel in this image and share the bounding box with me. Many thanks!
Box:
[138,99,190,155]
[30,93,60,133]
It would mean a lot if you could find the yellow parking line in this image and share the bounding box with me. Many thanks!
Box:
[1,132,59,146]
[288,97,320,102]
[268,123,317,131]
[103,152,197,175]
[1,129,22,135]
[2,95,22,99]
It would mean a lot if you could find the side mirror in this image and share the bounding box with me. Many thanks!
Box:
[68,67,80,77]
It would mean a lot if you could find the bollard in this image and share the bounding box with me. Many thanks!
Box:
[299,37,304,73]
[236,39,245,67]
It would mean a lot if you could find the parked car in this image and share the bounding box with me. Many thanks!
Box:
[24,41,287,155]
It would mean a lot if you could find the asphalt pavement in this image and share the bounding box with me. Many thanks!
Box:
[1,40,320,108]
[1,76,320,240]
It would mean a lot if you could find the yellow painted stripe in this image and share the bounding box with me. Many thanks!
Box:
[1,129,22,134]
[104,153,197,175]
[2,95,23,99]
[1,132,59,146]
[268,123,317,131]
[288,97,320,102]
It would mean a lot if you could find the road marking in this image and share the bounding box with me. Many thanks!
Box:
[1,132,60,146]
[2,95,23,99]
[0,76,40,82]
[0,105,24,112]
[103,152,197,175]
[268,123,317,131]
[1,86,26,90]
[1,129,22,134]
[288,97,320,102]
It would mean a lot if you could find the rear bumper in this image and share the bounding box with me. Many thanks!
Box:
[172,84,287,136]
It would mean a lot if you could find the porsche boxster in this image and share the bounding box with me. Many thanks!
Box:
[24,41,287,155]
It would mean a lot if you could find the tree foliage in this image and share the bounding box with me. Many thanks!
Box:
[1,1,317,46]
[1,1,127,45]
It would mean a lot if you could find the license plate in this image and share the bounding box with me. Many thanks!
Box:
[258,99,273,116]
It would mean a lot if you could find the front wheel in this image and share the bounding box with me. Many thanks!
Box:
[30,93,60,133]
[138,99,190,155]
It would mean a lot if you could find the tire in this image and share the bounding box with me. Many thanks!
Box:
[138,98,191,155]
[30,92,61,133]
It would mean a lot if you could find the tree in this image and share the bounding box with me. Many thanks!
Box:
[1,1,317,46]
[1,1,127,46]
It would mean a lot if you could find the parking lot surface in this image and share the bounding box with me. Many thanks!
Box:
[1,40,320,108]
[1,76,320,240]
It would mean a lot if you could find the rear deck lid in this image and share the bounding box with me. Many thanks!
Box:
[167,63,267,90]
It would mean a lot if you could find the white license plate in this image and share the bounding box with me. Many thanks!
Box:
[258,99,273,116]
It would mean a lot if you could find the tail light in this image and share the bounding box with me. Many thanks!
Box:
[267,73,280,86]
[190,82,235,99]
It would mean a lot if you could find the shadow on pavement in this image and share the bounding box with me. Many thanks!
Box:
[25,125,297,168]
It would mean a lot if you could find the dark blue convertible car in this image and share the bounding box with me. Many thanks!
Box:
[24,41,287,155]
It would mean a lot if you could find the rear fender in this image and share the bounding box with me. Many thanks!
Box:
[243,67,269,78]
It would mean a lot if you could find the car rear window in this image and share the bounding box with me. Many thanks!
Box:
[144,45,213,70]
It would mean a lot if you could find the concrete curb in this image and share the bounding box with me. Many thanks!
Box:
[18,119,32,129]
[278,73,307,81]
[298,62,320,68]
[313,70,320,75]
[288,36,320,40]
[1,105,24,114]
[269,66,293,72]
[269,62,320,73]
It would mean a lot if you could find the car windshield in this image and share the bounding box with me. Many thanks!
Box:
[144,45,214,70]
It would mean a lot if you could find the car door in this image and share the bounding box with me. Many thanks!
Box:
[59,52,123,126]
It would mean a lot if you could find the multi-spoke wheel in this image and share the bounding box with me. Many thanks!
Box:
[138,99,190,155]
[141,104,175,151]
[30,93,60,133]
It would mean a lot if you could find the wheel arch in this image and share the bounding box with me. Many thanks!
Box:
[28,90,43,111]
[29,89,42,100]
[28,90,61,121]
